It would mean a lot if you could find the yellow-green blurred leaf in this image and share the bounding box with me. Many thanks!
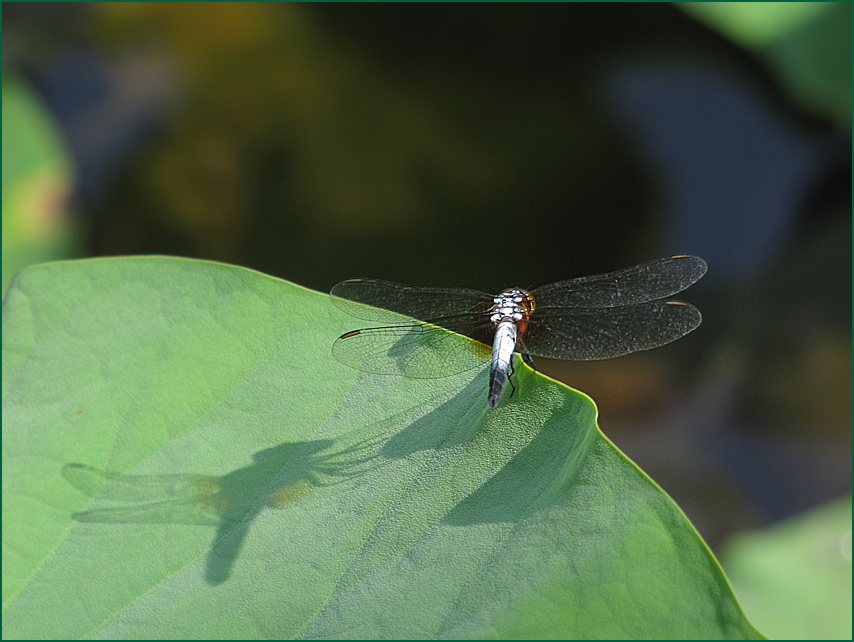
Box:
[721,496,852,640]
[679,2,851,129]
[2,74,77,291]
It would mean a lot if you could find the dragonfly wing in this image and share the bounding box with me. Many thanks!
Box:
[531,255,707,309]
[333,322,492,379]
[523,300,702,360]
[331,278,493,325]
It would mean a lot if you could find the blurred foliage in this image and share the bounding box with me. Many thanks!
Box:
[2,73,77,291]
[680,2,851,128]
[93,4,509,235]
[88,3,657,292]
[721,496,852,640]
[680,2,834,46]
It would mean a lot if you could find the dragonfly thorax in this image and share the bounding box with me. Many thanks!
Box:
[490,288,534,326]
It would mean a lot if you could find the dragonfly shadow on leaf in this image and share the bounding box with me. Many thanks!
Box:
[378,366,494,458]
[62,435,379,586]
[441,387,595,527]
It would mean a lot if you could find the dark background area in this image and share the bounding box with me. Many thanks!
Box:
[3,2,850,550]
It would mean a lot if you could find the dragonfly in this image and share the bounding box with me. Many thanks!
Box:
[330,254,707,407]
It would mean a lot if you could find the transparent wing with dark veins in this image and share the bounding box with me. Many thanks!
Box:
[330,278,493,325]
[330,278,496,378]
[523,300,702,360]
[530,255,707,309]
[332,322,493,379]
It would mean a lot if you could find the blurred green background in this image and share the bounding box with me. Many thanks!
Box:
[2,3,850,637]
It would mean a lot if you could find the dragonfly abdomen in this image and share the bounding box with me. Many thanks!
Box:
[487,288,534,407]
[489,321,517,407]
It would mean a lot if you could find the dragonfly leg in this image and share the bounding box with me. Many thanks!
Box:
[507,357,518,399]
[521,351,537,370]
